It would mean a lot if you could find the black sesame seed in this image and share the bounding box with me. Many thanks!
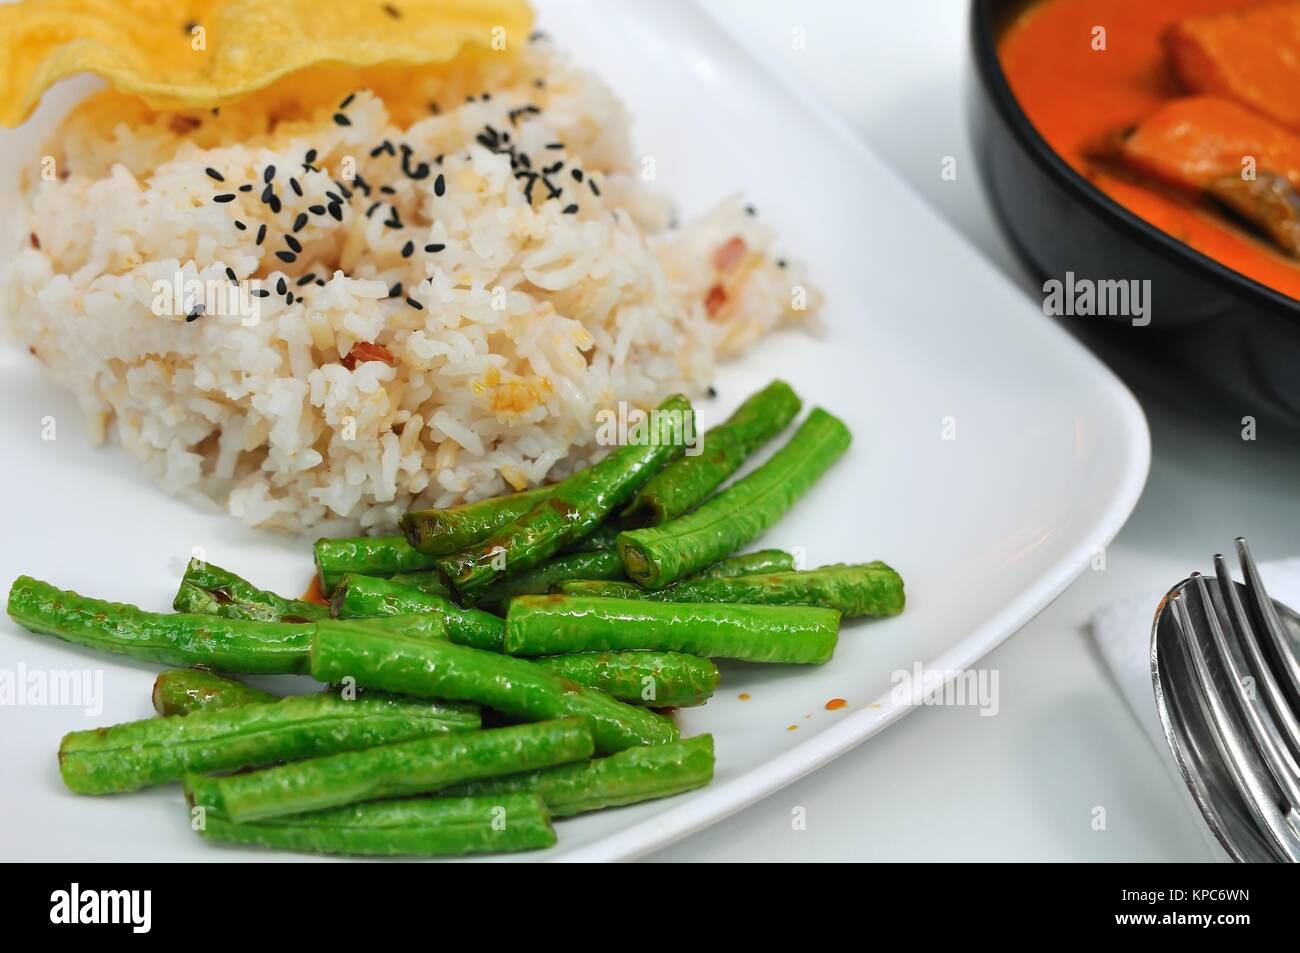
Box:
[305,149,318,164]
[429,101,440,115]
[545,142,563,150]
[276,250,297,263]
[264,165,276,183]
[260,184,274,203]
[370,141,395,158]
[183,20,198,34]
[253,288,270,298]
[276,277,287,295]
[339,92,356,109]
[333,113,351,127]
[543,161,562,175]
[383,3,401,18]
[388,282,403,298]
[482,93,491,102]
[365,201,382,218]
[309,204,326,216]
[269,195,282,214]
[293,212,308,232]
[238,184,253,192]
[256,224,267,245]
[380,185,396,195]
[234,220,247,231]
[325,191,342,203]
[316,279,326,287]
[186,304,205,322]
[297,273,317,286]
[745,204,757,216]
[571,168,584,183]
[327,203,343,221]
[401,240,414,258]
[290,178,303,196]
[706,385,718,398]
[588,178,600,196]
[776,258,787,269]
[563,204,579,214]
[433,174,446,197]
[205,167,225,182]
[213,193,236,203]
[424,243,445,253]
[405,297,423,310]
[284,235,303,253]
[226,266,237,282]
[285,292,294,305]
[533,78,545,89]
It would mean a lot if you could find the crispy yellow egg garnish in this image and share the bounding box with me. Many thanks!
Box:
[0,0,534,127]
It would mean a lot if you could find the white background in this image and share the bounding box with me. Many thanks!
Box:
[649,0,1300,861]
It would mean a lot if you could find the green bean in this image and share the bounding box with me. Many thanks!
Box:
[313,535,438,594]
[330,574,504,651]
[386,569,452,598]
[617,408,851,588]
[532,651,719,707]
[172,559,328,623]
[310,623,678,752]
[8,576,314,673]
[444,735,715,817]
[623,380,802,526]
[59,692,480,795]
[662,563,904,617]
[184,717,593,822]
[473,550,627,610]
[560,563,904,618]
[152,669,276,716]
[436,395,694,600]
[188,792,555,857]
[553,580,648,599]
[559,521,623,554]
[505,596,840,664]
[400,485,556,556]
[696,549,797,578]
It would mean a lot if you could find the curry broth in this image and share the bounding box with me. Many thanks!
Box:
[999,0,1300,300]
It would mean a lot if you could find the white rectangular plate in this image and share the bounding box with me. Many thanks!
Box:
[0,0,1148,861]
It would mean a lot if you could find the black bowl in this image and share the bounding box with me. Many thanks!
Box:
[968,0,1300,431]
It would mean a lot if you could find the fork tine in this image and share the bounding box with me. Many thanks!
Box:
[1202,565,1300,807]
[1214,553,1300,773]
[1173,582,1300,860]
[1235,538,1300,712]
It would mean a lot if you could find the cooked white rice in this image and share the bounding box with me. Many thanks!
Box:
[1,37,817,534]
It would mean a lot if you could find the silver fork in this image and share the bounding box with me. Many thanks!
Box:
[1153,539,1300,861]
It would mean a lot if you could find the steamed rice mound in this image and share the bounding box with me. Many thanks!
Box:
[1,37,817,534]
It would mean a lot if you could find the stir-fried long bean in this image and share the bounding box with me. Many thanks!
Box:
[310,623,678,752]
[617,408,851,589]
[532,651,719,707]
[557,563,904,618]
[9,576,315,673]
[436,395,694,599]
[313,536,438,595]
[59,692,479,795]
[400,485,556,556]
[172,559,328,623]
[505,595,839,664]
[184,718,593,822]
[188,792,556,857]
[151,668,276,716]
[623,380,802,526]
[444,735,715,817]
[472,550,627,609]
[330,574,504,651]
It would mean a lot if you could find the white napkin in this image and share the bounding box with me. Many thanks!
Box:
[1088,558,1300,861]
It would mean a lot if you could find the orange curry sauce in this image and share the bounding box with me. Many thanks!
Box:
[999,0,1300,300]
